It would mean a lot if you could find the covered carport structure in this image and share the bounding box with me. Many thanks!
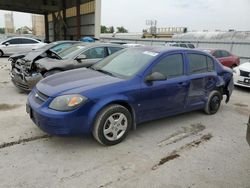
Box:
[0,0,101,42]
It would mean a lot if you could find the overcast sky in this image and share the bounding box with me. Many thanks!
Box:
[0,0,249,32]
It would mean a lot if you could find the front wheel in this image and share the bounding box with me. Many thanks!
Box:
[93,104,132,146]
[204,90,222,115]
[0,50,3,57]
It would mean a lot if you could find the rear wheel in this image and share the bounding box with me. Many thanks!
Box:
[204,90,222,115]
[0,50,3,57]
[93,104,132,146]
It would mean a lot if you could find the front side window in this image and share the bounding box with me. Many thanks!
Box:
[51,43,72,53]
[188,54,215,74]
[188,44,195,48]
[6,39,21,45]
[213,50,222,58]
[152,54,184,78]
[82,47,105,59]
[221,50,231,57]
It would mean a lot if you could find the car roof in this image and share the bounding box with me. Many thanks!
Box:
[69,42,125,48]
[132,46,203,54]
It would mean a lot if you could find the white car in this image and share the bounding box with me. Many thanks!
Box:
[233,62,250,88]
[0,37,46,57]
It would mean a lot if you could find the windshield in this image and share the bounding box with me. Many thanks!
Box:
[92,49,157,78]
[58,45,86,59]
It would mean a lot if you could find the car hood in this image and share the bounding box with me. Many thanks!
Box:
[35,57,64,71]
[10,52,29,59]
[23,49,46,61]
[238,62,250,72]
[36,68,123,97]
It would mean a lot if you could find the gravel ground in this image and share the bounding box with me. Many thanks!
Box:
[0,57,249,188]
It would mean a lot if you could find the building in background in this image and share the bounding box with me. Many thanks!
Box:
[4,12,14,33]
[32,14,45,37]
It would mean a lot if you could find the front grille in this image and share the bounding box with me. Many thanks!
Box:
[240,70,250,77]
[32,89,49,105]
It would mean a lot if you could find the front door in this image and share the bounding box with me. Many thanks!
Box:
[139,53,189,122]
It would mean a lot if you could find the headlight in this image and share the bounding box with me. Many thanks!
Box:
[49,94,87,111]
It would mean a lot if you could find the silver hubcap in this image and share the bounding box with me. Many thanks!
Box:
[103,113,128,141]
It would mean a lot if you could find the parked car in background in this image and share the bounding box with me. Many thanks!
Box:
[0,37,46,56]
[233,62,250,88]
[9,40,81,68]
[122,43,144,48]
[11,43,124,91]
[27,47,233,145]
[203,49,240,68]
[165,42,195,49]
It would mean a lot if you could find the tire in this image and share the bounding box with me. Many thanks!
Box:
[204,90,222,115]
[93,104,132,146]
[44,70,61,77]
[0,50,3,57]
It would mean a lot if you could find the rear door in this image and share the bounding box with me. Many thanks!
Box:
[186,53,217,109]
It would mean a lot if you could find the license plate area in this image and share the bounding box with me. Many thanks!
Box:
[26,104,33,118]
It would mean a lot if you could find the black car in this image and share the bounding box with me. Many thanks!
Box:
[11,43,124,91]
[9,40,81,67]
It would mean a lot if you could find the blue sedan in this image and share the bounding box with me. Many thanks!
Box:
[27,47,233,145]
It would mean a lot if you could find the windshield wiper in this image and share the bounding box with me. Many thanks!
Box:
[95,69,116,77]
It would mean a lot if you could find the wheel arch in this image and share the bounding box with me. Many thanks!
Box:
[87,98,137,133]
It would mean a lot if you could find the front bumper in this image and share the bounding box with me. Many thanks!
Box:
[27,90,93,135]
[233,73,250,88]
[11,68,43,91]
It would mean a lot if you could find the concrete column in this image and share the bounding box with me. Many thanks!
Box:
[44,14,49,42]
[76,0,81,39]
[95,0,101,38]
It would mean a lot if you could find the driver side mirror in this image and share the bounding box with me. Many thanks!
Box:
[4,42,10,46]
[145,72,167,82]
[76,54,87,62]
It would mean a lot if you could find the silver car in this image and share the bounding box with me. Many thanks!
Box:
[0,37,46,56]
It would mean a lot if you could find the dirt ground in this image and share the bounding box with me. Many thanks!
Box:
[0,57,249,188]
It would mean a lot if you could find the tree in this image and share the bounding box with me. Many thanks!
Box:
[101,25,108,33]
[109,26,114,33]
[0,28,5,34]
[116,26,128,33]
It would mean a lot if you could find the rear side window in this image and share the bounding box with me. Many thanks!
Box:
[108,47,123,55]
[188,54,215,74]
[207,56,215,71]
[21,39,38,44]
[152,54,184,78]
